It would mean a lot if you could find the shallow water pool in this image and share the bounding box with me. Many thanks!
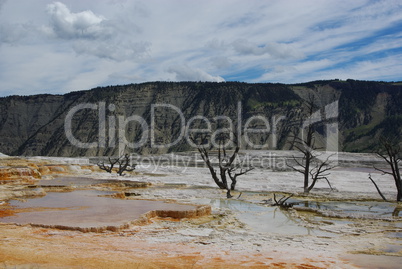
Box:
[0,190,196,229]
[194,198,333,236]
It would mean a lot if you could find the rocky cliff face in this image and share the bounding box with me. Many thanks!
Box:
[0,80,401,156]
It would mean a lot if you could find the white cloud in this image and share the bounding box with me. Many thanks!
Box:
[0,0,402,96]
[167,65,225,82]
[0,0,5,11]
[210,56,232,69]
[46,2,108,39]
[43,1,150,61]
[232,39,304,59]
[72,40,151,61]
[0,22,30,45]
[318,56,402,82]
[205,39,227,51]
[257,59,334,83]
[0,44,89,95]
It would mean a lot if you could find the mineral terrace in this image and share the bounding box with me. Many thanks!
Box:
[1,152,402,268]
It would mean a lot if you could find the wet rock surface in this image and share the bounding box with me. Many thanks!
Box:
[0,155,402,268]
[1,190,211,233]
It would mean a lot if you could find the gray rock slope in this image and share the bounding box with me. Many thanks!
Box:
[0,80,401,156]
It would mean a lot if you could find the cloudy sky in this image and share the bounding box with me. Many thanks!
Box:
[0,0,402,96]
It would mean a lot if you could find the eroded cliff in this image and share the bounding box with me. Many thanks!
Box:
[0,80,401,156]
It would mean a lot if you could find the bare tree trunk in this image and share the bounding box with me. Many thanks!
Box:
[287,94,335,194]
[191,133,253,196]
[368,173,387,201]
[304,153,311,193]
[116,154,135,176]
[393,159,402,201]
[98,154,135,176]
[98,157,118,173]
[374,137,401,202]
[230,177,237,191]
[197,146,227,189]
[393,207,401,217]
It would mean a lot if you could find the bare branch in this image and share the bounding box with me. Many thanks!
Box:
[323,177,334,190]
[372,136,402,201]
[373,166,393,176]
[368,173,387,201]
[98,154,135,176]
[272,193,295,208]
[116,154,135,176]
[191,129,252,194]
[97,156,118,173]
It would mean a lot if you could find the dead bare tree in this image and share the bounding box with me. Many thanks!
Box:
[287,94,336,193]
[191,132,253,198]
[97,157,119,173]
[261,193,298,209]
[116,154,135,176]
[272,193,297,209]
[369,136,401,201]
[98,154,135,176]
